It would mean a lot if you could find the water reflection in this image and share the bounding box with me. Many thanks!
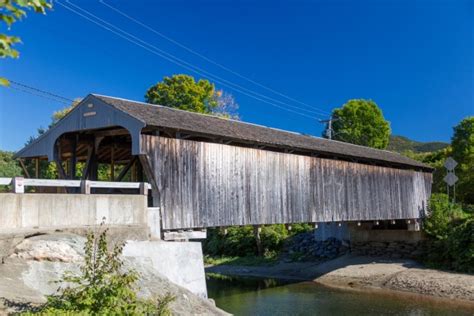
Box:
[206,274,474,316]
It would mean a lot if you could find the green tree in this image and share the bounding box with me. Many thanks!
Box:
[404,146,451,195]
[423,194,473,273]
[0,150,21,177]
[1,0,52,85]
[327,99,391,149]
[451,117,474,204]
[0,150,22,192]
[50,98,81,126]
[145,74,238,118]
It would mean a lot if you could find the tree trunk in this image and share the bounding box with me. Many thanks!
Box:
[254,225,263,257]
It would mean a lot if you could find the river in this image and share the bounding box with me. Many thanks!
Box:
[206,274,474,315]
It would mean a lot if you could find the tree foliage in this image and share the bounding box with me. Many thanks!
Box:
[0,0,52,85]
[32,227,174,315]
[0,150,21,177]
[50,98,81,126]
[406,116,474,205]
[203,224,313,258]
[327,99,391,149]
[0,151,22,192]
[145,74,238,118]
[404,147,452,196]
[387,135,448,153]
[423,194,473,273]
[451,117,474,204]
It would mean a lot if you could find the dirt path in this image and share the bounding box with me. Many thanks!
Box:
[206,255,474,304]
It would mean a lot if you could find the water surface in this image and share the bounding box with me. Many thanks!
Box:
[207,274,474,316]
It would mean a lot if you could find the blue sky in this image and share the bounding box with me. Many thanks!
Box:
[1,0,472,151]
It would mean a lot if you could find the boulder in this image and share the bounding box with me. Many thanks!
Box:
[0,233,228,315]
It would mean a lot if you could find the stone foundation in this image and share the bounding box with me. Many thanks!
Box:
[348,222,427,259]
[285,232,350,261]
[351,240,425,259]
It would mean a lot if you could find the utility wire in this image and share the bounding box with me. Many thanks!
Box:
[9,80,74,103]
[63,0,324,117]
[57,0,325,120]
[7,81,73,105]
[99,0,331,116]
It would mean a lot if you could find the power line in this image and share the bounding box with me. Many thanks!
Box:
[9,80,74,103]
[7,80,74,105]
[57,1,326,120]
[99,0,331,116]
[63,0,324,118]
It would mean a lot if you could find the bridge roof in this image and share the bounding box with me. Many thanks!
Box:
[94,95,431,171]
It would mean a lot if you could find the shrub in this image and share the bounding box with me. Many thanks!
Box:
[423,194,474,273]
[27,227,174,315]
[447,218,474,272]
[424,194,467,239]
[204,226,256,257]
[203,224,313,258]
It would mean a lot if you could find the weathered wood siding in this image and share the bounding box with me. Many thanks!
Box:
[142,135,432,230]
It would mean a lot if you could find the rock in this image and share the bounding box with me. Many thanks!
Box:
[0,233,228,316]
[10,234,84,262]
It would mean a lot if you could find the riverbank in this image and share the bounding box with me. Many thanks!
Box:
[206,254,474,305]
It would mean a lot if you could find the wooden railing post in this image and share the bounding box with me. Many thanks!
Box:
[139,182,148,195]
[80,180,91,194]
[12,177,24,193]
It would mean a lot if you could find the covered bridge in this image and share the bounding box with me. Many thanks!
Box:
[15,94,433,230]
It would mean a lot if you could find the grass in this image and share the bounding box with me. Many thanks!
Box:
[204,255,279,267]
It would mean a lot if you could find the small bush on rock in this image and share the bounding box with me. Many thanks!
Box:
[26,227,174,315]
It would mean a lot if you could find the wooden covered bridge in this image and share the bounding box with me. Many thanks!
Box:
[15,94,433,230]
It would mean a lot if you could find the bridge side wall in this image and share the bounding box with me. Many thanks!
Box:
[142,135,432,230]
[0,194,148,230]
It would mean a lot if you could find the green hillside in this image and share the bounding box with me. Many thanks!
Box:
[388,135,449,153]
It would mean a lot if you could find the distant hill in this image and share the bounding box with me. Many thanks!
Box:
[388,135,449,153]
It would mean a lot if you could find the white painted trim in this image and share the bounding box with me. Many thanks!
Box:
[0,178,12,185]
[0,177,151,190]
[24,179,81,187]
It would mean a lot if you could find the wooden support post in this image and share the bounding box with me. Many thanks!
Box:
[253,225,263,257]
[55,159,67,180]
[110,144,115,181]
[136,158,144,182]
[131,160,137,182]
[80,180,91,194]
[69,136,77,179]
[54,140,69,194]
[82,145,94,180]
[139,182,148,195]
[116,157,137,182]
[53,140,67,180]
[90,154,98,181]
[35,158,39,178]
[18,159,30,178]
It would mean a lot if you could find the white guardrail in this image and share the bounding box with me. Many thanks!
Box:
[0,177,151,194]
